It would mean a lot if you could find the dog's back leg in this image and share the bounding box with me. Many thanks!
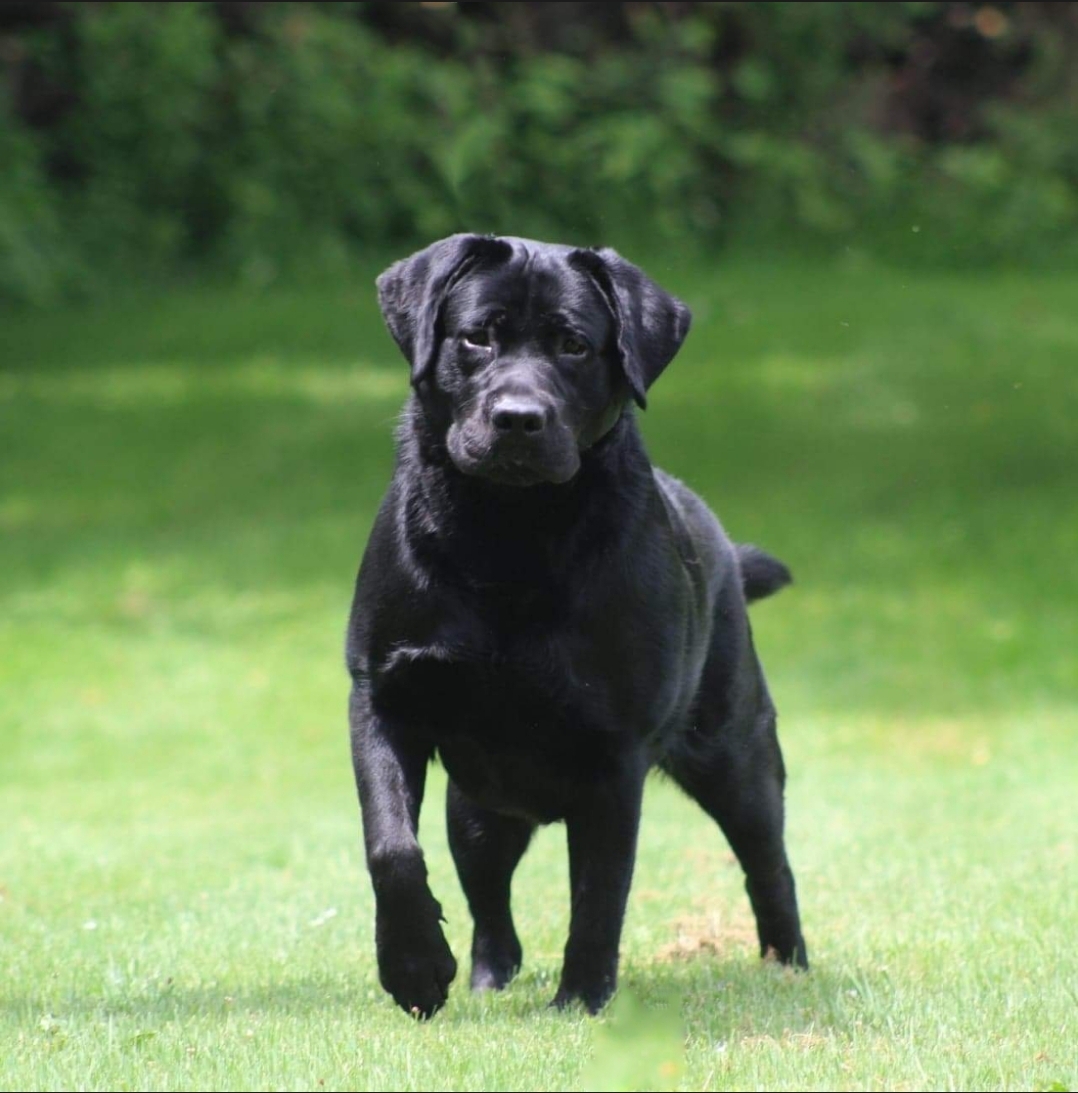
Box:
[662,687,807,969]
[446,780,535,992]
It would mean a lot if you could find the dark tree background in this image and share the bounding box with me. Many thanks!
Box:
[2,2,1077,302]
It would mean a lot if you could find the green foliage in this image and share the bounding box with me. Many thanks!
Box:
[1,2,1077,302]
[214,10,463,274]
[58,3,221,270]
[579,989,685,1092]
[0,91,73,304]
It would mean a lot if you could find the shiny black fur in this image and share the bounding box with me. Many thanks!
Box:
[346,234,807,1018]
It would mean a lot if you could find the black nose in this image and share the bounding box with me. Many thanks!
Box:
[491,396,547,436]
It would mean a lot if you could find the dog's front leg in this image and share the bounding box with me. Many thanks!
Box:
[553,754,648,1014]
[349,682,457,1018]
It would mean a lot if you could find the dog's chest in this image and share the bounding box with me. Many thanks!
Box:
[371,626,657,822]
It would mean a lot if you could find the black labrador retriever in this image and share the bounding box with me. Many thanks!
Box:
[346,234,807,1018]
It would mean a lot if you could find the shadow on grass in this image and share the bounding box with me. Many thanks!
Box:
[4,957,887,1044]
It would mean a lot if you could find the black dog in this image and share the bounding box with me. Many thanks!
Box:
[346,234,807,1018]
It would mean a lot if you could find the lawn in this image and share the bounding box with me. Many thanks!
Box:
[1,256,1075,1091]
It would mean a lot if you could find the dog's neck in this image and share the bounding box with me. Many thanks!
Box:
[397,402,654,591]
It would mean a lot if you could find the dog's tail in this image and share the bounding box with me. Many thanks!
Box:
[737,543,792,603]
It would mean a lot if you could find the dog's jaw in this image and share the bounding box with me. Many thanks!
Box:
[445,420,581,487]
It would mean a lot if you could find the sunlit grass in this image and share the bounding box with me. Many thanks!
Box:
[1,260,1076,1090]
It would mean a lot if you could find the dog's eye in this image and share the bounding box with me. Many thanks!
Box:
[462,329,492,350]
[561,334,590,357]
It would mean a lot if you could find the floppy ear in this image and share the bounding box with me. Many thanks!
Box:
[376,233,513,385]
[570,247,691,409]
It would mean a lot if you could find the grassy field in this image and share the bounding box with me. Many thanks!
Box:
[2,257,1076,1091]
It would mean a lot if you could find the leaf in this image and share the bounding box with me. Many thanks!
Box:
[578,988,685,1093]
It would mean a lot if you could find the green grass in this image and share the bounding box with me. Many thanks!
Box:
[2,257,1076,1091]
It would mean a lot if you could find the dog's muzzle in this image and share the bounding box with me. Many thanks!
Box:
[447,399,580,487]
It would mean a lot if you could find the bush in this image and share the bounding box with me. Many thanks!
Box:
[1,2,1076,303]
[0,90,72,304]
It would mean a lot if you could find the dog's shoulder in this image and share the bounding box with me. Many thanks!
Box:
[651,467,736,583]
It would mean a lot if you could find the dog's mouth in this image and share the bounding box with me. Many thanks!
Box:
[476,460,561,487]
[447,424,580,487]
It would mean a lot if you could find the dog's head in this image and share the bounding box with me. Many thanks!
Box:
[377,234,691,487]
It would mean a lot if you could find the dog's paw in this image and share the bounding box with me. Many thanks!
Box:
[377,912,458,1019]
[469,932,522,993]
[762,932,809,971]
[549,978,615,1016]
